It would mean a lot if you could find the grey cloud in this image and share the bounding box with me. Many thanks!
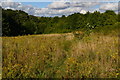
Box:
[0,1,99,17]
[99,3,118,11]
[47,2,99,10]
[1,1,113,17]
[47,2,70,10]
[0,0,13,2]
[1,2,40,15]
[70,2,100,7]
[1,2,21,8]
[35,7,86,17]
[18,5,38,15]
[34,8,48,15]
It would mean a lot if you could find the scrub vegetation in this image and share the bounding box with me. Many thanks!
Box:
[2,8,120,78]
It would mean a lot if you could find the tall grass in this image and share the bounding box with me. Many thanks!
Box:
[2,31,119,78]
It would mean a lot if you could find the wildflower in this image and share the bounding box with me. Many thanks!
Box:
[25,65,28,68]
[112,55,115,59]
[116,73,119,76]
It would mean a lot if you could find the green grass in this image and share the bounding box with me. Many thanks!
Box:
[2,31,120,78]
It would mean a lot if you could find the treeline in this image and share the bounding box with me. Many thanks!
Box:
[2,8,119,36]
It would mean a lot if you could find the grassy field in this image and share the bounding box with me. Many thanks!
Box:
[2,31,120,78]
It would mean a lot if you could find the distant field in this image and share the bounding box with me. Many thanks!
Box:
[2,32,119,78]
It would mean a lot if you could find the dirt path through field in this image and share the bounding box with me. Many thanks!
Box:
[35,33,75,40]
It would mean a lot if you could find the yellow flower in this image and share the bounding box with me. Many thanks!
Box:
[111,55,116,59]
[25,65,28,68]
[116,73,119,76]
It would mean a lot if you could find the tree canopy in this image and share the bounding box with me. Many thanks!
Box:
[2,8,118,36]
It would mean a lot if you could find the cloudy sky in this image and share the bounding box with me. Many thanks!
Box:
[0,0,119,17]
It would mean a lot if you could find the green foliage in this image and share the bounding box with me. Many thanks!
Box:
[2,9,118,36]
[93,22,120,35]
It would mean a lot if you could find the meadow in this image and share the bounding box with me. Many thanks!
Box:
[2,29,120,78]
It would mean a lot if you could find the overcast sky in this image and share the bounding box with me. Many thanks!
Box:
[0,0,119,17]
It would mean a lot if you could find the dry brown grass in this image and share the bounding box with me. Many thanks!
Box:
[2,32,119,78]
